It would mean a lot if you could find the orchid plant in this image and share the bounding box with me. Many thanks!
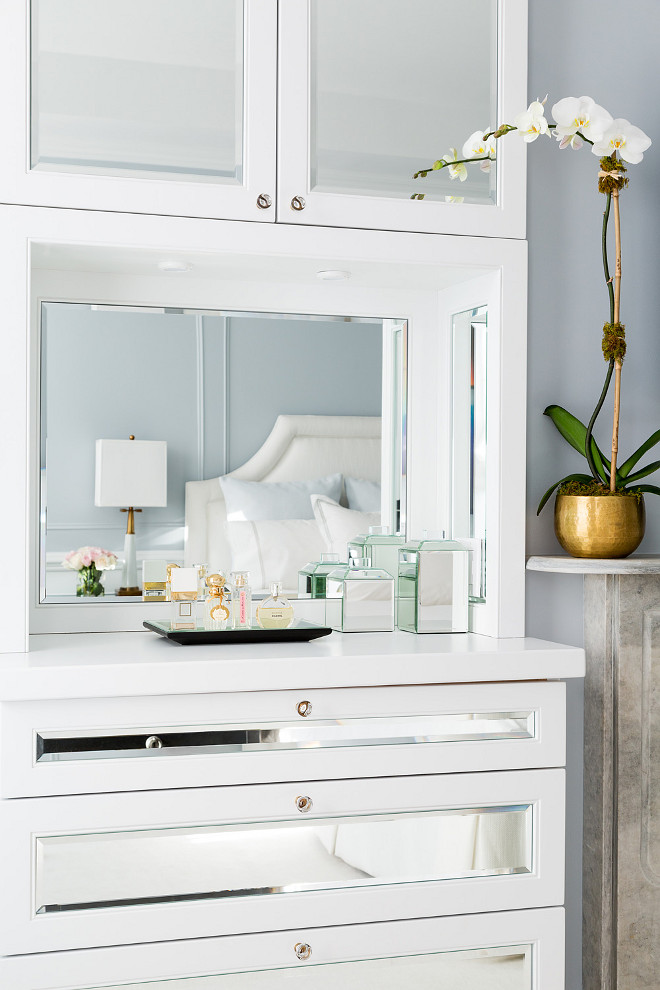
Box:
[412,96,654,512]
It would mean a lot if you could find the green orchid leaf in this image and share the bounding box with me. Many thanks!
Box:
[543,405,610,483]
[618,429,660,479]
[627,485,660,497]
[536,473,595,515]
[621,459,660,485]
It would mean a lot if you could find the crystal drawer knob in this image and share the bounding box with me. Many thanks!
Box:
[294,942,312,960]
[145,735,163,749]
[297,700,312,717]
[256,193,272,209]
[290,195,306,211]
[295,795,312,813]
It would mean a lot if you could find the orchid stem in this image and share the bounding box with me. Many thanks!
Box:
[610,177,623,490]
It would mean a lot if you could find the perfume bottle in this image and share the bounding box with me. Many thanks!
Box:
[397,537,469,634]
[170,566,199,630]
[256,583,295,629]
[230,571,252,629]
[204,573,230,630]
[325,557,395,633]
[193,563,208,600]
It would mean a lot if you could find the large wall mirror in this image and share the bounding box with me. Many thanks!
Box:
[38,302,407,603]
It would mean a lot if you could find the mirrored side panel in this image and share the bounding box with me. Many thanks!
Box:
[72,944,533,989]
[31,0,244,183]
[452,305,487,602]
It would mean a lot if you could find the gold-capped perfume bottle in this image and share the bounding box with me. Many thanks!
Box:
[204,573,230,630]
[170,567,198,630]
[256,583,295,629]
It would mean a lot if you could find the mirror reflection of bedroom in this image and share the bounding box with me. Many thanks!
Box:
[40,302,405,602]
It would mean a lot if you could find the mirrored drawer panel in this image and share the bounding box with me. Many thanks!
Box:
[0,908,565,989]
[0,770,564,954]
[1,682,566,796]
[35,804,532,914]
[71,945,533,990]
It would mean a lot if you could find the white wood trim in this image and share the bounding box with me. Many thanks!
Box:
[0,906,564,989]
[1,681,566,798]
[277,0,528,238]
[0,768,564,954]
[0,0,278,220]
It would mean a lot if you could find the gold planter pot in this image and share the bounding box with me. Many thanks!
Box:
[554,493,645,559]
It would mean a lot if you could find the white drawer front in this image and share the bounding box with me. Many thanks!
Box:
[0,769,564,954]
[1,682,566,797]
[0,906,565,989]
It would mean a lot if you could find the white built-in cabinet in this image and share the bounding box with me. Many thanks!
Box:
[0,0,527,236]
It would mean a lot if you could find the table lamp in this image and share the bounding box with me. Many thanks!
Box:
[95,436,167,596]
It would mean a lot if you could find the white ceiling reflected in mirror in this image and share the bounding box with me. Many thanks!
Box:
[39,303,406,602]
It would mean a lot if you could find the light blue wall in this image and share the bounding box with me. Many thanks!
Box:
[526,4,660,987]
[43,305,381,554]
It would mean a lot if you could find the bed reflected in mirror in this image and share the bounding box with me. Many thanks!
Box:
[39,303,407,602]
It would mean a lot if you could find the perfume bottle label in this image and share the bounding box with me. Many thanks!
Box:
[239,591,247,625]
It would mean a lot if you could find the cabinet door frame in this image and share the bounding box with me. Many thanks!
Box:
[277,0,528,238]
[0,907,565,989]
[0,768,564,954]
[0,0,277,221]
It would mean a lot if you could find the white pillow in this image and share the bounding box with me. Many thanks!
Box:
[345,477,381,513]
[219,473,342,521]
[225,518,327,591]
[311,495,381,559]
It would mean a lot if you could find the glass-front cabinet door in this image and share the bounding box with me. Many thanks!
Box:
[278,0,527,237]
[1,0,277,219]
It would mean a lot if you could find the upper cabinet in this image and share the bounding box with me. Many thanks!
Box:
[0,0,527,236]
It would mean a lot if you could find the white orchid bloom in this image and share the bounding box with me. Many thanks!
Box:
[444,195,465,204]
[552,96,613,146]
[556,132,583,151]
[462,129,496,172]
[514,100,549,143]
[592,119,652,164]
[442,148,468,181]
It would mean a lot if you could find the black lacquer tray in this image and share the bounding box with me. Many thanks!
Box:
[143,620,333,646]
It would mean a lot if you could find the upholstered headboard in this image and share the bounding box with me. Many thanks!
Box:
[184,414,382,570]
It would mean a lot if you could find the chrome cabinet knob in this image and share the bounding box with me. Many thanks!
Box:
[297,699,312,717]
[145,735,163,749]
[295,795,312,813]
[256,193,272,209]
[290,195,306,211]
[294,942,312,960]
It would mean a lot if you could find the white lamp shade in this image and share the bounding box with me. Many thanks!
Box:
[95,439,167,507]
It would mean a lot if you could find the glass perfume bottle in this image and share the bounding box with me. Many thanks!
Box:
[325,557,395,633]
[397,537,469,634]
[256,583,295,629]
[193,563,208,600]
[230,571,252,629]
[169,566,199,630]
[204,573,230,631]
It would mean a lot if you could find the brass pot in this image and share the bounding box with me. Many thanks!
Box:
[554,493,645,559]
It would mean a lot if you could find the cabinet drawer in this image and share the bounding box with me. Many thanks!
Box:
[0,906,565,989]
[0,768,564,954]
[0,682,566,797]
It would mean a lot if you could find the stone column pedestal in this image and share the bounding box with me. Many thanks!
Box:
[528,556,660,990]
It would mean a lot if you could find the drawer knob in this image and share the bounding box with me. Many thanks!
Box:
[294,942,312,960]
[297,700,312,717]
[295,795,312,813]
[145,735,163,749]
[290,195,306,211]
[256,193,272,210]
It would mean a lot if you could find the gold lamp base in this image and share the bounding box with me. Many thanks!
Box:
[116,587,141,597]
[554,493,645,559]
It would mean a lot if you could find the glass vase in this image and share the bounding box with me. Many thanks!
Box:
[76,563,105,598]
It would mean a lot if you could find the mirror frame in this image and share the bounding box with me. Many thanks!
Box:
[0,207,526,648]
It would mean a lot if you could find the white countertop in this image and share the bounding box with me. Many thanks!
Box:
[0,631,585,701]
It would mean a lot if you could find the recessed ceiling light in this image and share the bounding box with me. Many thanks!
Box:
[316,269,351,281]
[158,260,193,273]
